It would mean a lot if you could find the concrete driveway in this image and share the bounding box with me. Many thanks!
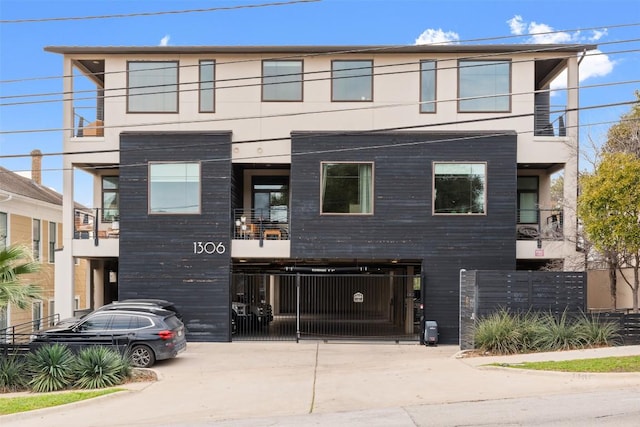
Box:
[2,342,640,426]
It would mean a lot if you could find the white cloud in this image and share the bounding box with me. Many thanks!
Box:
[414,29,460,45]
[507,15,525,36]
[506,16,614,89]
[159,35,170,46]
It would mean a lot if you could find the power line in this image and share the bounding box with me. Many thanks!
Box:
[1,21,637,85]
[0,0,321,24]
[0,98,635,162]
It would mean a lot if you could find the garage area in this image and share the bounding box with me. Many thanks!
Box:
[231,272,421,342]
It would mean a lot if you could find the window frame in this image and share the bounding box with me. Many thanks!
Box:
[432,162,487,216]
[32,300,43,332]
[32,218,41,261]
[199,59,216,113]
[457,59,511,113]
[148,161,202,215]
[262,59,304,102]
[126,60,179,113]
[331,60,373,102]
[517,176,539,224]
[419,60,437,113]
[0,211,7,250]
[102,176,120,222]
[48,221,56,264]
[320,161,374,215]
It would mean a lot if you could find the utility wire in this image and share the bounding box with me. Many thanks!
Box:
[0,0,321,24]
[1,21,637,85]
[0,98,636,162]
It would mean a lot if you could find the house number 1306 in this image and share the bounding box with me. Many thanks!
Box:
[193,242,226,254]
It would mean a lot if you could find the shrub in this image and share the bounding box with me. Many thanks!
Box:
[474,308,523,354]
[574,313,622,347]
[0,353,28,392]
[27,344,76,393]
[532,311,583,351]
[74,346,129,389]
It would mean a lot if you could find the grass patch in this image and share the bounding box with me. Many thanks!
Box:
[0,388,124,415]
[495,356,640,373]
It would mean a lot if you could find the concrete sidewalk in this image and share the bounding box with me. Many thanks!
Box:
[2,342,639,426]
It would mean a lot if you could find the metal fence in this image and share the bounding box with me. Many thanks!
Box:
[231,273,421,342]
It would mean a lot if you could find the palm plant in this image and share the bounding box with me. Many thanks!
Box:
[27,344,76,392]
[0,245,41,309]
[74,346,129,389]
[0,353,28,392]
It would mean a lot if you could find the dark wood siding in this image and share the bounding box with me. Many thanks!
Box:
[291,131,517,343]
[119,132,232,342]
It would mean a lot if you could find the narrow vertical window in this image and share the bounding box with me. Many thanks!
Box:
[48,221,57,263]
[420,60,436,113]
[332,60,373,102]
[32,219,41,261]
[102,176,119,221]
[321,162,373,214]
[32,300,42,331]
[262,60,303,101]
[199,60,215,112]
[0,212,6,250]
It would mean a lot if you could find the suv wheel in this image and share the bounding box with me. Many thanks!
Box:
[130,344,156,368]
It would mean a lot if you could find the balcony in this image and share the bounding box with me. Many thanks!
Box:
[517,208,563,241]
[73,208,119,257]
[534,104,566,138]
[231,209,290,259]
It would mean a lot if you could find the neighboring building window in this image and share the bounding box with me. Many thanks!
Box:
[517,176,539,224]
[48,221,56,263]
[127,61,179,113]
[0,211,6,250]
[332,60,373,102]
[102,176,119,221]
[0,307,7,341]
[32,219,41,261]
[321,162,373,214]
[149,162,201,214]
[420,60,436,113]
[32,300,42,331]
[199,60,215,112]
[49,300,56,326]
[262,60,303,101]
[458,60,510,112]
[433,163,486,214]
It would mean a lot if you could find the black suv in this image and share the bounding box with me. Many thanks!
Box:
[32,309,187,368]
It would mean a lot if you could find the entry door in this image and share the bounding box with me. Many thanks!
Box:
[252,176,289,223]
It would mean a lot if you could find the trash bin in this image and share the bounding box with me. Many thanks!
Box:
[424,320,438,346]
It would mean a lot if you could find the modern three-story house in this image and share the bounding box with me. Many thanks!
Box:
[46,43,592,343]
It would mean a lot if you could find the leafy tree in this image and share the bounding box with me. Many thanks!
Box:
[603,91,640,157]
[0,245,41,310]
[578,153,640,312]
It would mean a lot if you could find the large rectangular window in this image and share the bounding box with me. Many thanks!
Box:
[458,60,510,112]
[434,163,486,214]
[48,222,56,263]
[321,162,373,214]
[32,219,41,261]
[262,60,303,101]
[102,176,119,221]
[127,61,179,113]
[149,162,201,214]
[199,60,215,112]
[420,60,436,113]
[332,60,373,102]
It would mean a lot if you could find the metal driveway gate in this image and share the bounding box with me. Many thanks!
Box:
[231,273,420,342]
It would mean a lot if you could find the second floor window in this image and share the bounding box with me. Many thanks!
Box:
[0,212,6,250]
[149,162,201,214]
[458,60,511,112]
[102,176,119,221]
[48,221,56,263]
[420,60,436,113]
[127,61,179,113]
[332,60,373,102]
[262,60,303,101]
[321,162,373,214]
[433,163,486,214]
[32,219,41,261]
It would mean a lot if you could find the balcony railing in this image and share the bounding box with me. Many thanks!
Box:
[233,208,289,241]
[517,208,563,240]
[75,208,119,245]
[534,105,567,137]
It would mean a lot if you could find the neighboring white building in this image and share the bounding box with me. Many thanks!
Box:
[46,44,592,343]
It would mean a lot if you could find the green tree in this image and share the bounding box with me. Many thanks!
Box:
[603,91,640,157]
[578,153,640,312]
[0,245,41,310]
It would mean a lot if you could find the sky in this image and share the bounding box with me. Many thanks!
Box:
[0,0,639,206]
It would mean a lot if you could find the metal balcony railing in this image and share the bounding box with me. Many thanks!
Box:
[233,208,290,241]
[74,208,119,245]
[534,105,567,137]
[517,208,564,240]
